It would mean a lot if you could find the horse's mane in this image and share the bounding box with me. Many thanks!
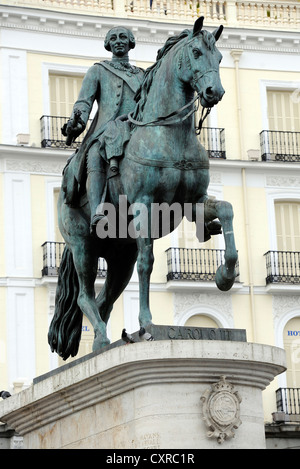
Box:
[132,28,192,121]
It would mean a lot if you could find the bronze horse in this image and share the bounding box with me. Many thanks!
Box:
[48,18,238,360]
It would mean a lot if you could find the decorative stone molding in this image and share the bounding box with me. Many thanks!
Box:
[266,175,300,188]
[201,375,242,444]
[5,159,65,175]
[174,291,234,328]
[273,295,300,322]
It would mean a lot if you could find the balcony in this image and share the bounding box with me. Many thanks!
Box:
[260,130,300,162]
[42,241,107,277]
[276,388,300,421]
[166,247,240,283]
[40,115,92,150]
[199,127,226,159]
[41,115,226,158]
[264,250,300,285]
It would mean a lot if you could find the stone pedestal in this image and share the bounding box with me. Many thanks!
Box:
[0,340,285,449]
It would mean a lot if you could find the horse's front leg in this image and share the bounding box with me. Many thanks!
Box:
[204,198,238,291]
[130,199,154,327]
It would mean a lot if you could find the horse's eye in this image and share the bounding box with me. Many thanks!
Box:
[192,48,202,59]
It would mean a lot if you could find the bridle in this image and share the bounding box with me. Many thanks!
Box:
[128,92,211,135]
[127,40,218,134]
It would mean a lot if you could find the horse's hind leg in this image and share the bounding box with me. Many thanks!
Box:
[72,244,110,350]
[203,198,238,291]
[96,243,138,324]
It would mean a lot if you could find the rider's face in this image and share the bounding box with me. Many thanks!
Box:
[108,28,130,57]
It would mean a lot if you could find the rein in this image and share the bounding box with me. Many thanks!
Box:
[128,93,211,135]
[128,92,210,135]
[196,106,211,135]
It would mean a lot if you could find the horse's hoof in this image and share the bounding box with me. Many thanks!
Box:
[92,334,110,352]
[215,264,236,291]
[139,319,153,329]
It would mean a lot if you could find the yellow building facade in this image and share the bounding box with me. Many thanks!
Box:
[1,0,300,446]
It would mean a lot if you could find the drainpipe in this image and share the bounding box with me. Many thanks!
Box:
[230,50,257,342]
[231,50,244,159]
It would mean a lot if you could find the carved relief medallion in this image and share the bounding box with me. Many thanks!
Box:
[201,376,242,444]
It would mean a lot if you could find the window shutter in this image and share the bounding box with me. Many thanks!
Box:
[275,201,300,251]
[49,74,83,117]
[267,90,300,132]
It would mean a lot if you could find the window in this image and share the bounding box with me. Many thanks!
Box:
[49,74,84,117]
[184,314,218,328]
[267,89,300,132]
[283,317,300,388]
[275,201,300,251]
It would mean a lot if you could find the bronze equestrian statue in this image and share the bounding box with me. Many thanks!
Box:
[49,18,238,360]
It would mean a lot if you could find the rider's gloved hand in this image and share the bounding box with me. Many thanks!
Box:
[66,118,85,141]
[62,110,86,146]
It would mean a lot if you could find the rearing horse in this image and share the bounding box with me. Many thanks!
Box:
[48,18,238,360]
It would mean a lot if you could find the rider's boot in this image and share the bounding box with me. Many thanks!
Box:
[87,170,107,234]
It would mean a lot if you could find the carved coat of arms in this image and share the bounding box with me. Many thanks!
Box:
[201,375,242,444]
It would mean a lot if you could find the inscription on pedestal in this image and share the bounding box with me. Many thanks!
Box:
[145,324,247,343]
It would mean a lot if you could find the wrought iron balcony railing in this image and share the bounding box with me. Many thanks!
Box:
[276,388,300,416]
[199,127,226,159]
[42,241,107,277]
[166,247,240,282]
[41,115,226,158]
[264,250,300,285]
[260,130,300,162]
[40,115,92,149]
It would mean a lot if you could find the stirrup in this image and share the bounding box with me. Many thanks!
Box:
[90,213,107,234]
[109,157,119,175]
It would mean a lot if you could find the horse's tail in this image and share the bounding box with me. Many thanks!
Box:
[48,246,83,360]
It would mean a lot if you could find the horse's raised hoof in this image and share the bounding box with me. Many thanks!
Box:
[215,264,236,291]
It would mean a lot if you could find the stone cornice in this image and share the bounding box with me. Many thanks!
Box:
[1,4,300,55]
[1,144,300,175]
[0,144,68,175]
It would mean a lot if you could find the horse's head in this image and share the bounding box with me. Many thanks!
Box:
[179,17,225,108]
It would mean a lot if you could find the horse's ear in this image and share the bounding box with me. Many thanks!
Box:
[213,25,223,41]
[193,16,204,36]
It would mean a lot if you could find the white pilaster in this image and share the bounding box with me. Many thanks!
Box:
[1,49,29,145]
[6,287,35,386]
[4,172,33,277]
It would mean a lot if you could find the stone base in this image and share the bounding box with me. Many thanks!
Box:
[0,340,285,449]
